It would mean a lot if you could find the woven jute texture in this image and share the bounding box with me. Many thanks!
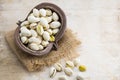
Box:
[5,29,81,71]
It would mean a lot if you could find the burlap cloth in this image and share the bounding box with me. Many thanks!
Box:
[5,28,81,71]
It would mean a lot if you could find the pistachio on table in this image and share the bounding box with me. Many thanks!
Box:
[76,74,84,80]
[19,8,61,51]
[73,59,79,67]
[58,75,68,80]
[49,59,86,79]
[49,67,56,78]
[64,67,73,76]
[66,61,74,69]
[54,63,63,72]
[78,65,86,72]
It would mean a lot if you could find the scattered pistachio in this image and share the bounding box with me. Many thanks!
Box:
[64,67,73,76]
[49,59,86,79]
[58,75,68,80]
[49,67,56,78]
[54,63,63,72]
[66,61,74,69]
[73,59,79,67]
[79,65,86,72]
[76,75,84,80]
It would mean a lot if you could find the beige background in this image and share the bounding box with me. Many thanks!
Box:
[0,0,120,80]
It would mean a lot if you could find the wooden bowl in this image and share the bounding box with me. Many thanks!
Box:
[14,2,67,56]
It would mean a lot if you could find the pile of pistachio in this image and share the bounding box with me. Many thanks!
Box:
[49,59,86,80]
[19,8,61,50]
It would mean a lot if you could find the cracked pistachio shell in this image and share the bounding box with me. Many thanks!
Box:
[33,8,39,17]
[46,9,52,16]
[50,35,55,42]
[49,67,56,78]
[43,31,50,41]
[50,21,61,28]
[39,17,49,29]
[20,28,31,37]
[66,61,74,69]
[38,45,44,50]
[41,40,49,47]
[64,67,73,76]
[30,23,37,29]
[47,29,52,35]
[20,26,27,31]
[52,28,59,35]
[28,37,41,44]
[36,24,44,35]
[30,29,38,37]
[73,59,79,67]
[21,36,28,44]
[76,75,84,80]
[28,43,39,50]
[58,75,68,80]
[39,8,46,17]
[29,13,34,16]
[45,16,52,23]
[43,25,49,30]
[21,21,29,27]
[54,63,63,72]
[52,12,59,21]
[28,15,40,23]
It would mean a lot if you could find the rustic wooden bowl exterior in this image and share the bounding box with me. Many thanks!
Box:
[14,2,67,56]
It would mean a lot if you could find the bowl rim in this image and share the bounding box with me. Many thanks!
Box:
[14,2,67,56]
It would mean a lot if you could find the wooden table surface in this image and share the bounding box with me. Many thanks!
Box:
[0,0,120,80]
